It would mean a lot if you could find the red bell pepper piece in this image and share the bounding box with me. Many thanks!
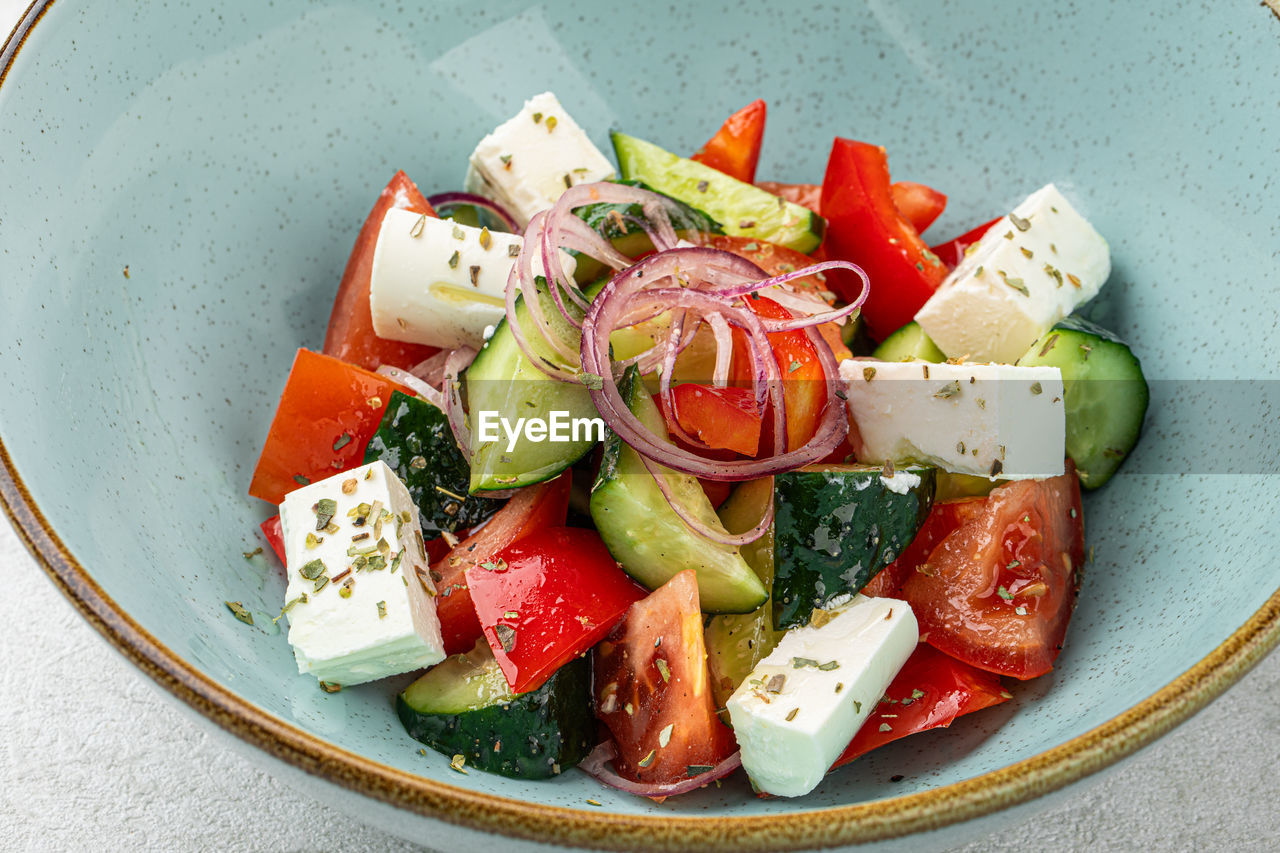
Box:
[752,181,948,235]
[729,295,828,453]
[889,181,947,234]
[247,349,412,505]
[691,99,767,183]
[322,171,440,372]
[930,217,1002,269]
[830,644,1010,769]
[466,526,646,693]
[260,516,286,566]
[429,472,571,657]
[819,139,948,341]
[663,383,763,457]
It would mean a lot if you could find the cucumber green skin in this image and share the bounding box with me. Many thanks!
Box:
[1017,316,1149,489]
[464,280,600,493]
[872,321,945,363]
[772,464,936,630]
[363,391,500,534]
[590,367,768,614]
[396,655,593,779]
[611,131,825,254]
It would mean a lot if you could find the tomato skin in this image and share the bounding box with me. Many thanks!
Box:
[247,349,412,505]
[322,171,440,372]
[665,383,763,457]
[930,217,1001,269]
[889,181,947,235]
[754,181,821,213]
[902,465,1085,680]
[260,516,286,566]
[819,139,948,341]
[593,570,737,786]
[861,498,986,598]
[831,644,1009,768]
[690,99,766,183]
[430,473,570,657]
[467,526,646,694]
[710,235,852,363]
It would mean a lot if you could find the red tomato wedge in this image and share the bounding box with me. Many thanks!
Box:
[322,171,440,372]
[247,349,411,505]
[861,498,987,598]
[690,99,766,184]
[665,383,763,457]
[820,139,948,341]
[593,570,737,787]
[467,526,646,694]
[930,217,1002,269]
[754,181,820,213]
[430,473,570,657]
[902,465,1085,680]
[831,644,1010,769]
[890,181,947,235]
[260,516,286,566]
[728,294,828,452]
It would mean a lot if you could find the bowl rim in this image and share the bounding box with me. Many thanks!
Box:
[4,3,1280,849]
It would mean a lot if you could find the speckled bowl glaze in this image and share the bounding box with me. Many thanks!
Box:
[2,1,1278,850]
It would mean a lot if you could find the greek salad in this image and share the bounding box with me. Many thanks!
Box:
[245,93,1149,800]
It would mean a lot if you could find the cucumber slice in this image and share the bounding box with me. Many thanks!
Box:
[464,277,600,492]
[396,639,593,779]
[772,464,936,630]
[590,366,768,613]
[571,179,723,283]
[611,132,824,253]
[934,470,1000,501]
[872,321,946,363]
[1017,315,1148,489]
[705,477,782,718]
[363,391,501,534]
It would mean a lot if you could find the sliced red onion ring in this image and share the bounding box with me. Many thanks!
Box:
[375,365,444,411]
[639,455,775,546]
[408,351,450,387]
[578,740,742,800]
[426,191,520,235]
[442,347,477,459]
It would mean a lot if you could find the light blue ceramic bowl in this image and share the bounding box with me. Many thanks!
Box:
[3,1,1278,849]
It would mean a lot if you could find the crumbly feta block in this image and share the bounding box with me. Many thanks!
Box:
[914,184,1109,363]
[279,461,444,685]
[369,208,575,350]
[726,595,918,798]
[841,358,1066,480]
[465,91,615,227]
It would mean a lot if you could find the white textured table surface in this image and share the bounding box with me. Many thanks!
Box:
[2,4,1278,851]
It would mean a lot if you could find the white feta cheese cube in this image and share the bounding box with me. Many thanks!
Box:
[840,359,1066,480]
[279,461,445,685]
[466,91,615,227]
[726,595,918,798]
[914,184,1109,364]
[369,208,575,350]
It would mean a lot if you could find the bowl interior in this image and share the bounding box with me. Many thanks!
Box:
[2,0,1278,830]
